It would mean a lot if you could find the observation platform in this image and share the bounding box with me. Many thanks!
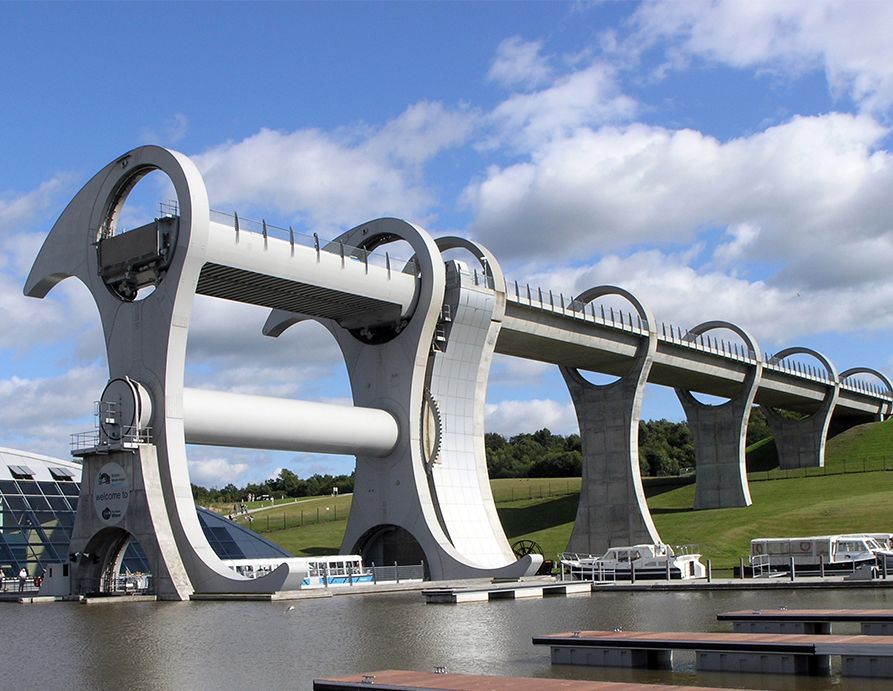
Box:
[533,629,893,677]
[313,669,733,690]
[718,608,893,635]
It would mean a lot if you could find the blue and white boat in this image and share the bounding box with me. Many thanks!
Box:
[221,554,374,588]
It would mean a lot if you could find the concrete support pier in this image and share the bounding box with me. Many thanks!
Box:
[561,287,660,555]
[764,347,839,469]
[675,322,762,509]
[266,232,539,581]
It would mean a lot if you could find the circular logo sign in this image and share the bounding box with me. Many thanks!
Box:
[94,462,130,525]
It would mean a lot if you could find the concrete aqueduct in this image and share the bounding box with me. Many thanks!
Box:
[25,146,892,599]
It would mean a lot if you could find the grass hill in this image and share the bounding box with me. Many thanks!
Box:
[229,419,893,574]
[746,418,893,475]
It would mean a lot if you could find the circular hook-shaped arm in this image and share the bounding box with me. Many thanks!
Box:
[574,285,656,335]
[682,319,762,363]
[770,346,839,384]
[839,366,893,395]
[434,236,505,294]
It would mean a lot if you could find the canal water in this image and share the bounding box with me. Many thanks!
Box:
[2,586,892,690]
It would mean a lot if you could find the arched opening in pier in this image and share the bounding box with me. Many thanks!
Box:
[97,168,178,302]
[354,524,426,573]
[78,527,152,595]
[683,326,757,408]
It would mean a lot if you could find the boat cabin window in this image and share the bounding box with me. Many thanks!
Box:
[837,540,867,554]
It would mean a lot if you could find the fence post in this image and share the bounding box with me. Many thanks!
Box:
[739,557,745,579]
[630,561,636,584]
[707,560,712,582]
[789,557,795,581]
[820,556,825,579]
[395,561,400,584]
[372,562,377,584]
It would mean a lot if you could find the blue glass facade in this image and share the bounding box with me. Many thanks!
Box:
[0,447,290,579]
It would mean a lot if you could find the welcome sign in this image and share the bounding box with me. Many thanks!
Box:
[93,462,130,525]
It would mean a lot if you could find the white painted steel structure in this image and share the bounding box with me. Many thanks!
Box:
[23,146,892,597]
[182,388,399,455]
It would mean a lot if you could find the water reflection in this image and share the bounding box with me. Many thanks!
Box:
[2,587,891,690]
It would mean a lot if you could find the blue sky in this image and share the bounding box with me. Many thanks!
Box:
[3,1,893,487]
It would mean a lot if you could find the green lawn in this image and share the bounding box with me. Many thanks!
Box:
[235,469,893,573]
[216,419,893,570]
[745,418,893,479]
[650,470,893,570]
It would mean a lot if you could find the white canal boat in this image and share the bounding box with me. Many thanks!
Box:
[560,543,707,581]
[750,533,893,575]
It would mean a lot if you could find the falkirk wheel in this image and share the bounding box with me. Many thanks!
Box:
[25,146,541,599]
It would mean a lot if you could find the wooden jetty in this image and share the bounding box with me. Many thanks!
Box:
[718,608,893,635]
[312,669,734,690]
[533,629,893,677]
[423,580,592,603]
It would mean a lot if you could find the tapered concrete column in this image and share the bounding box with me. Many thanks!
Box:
[764,348,839,469]
[676,322,762,509]
[561,287,660,555]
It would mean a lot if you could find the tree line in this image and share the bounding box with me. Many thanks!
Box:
[192,468,355,505]
[487,407,772,479]
[191,409,775,500]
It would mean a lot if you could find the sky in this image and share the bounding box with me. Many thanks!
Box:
[2,1,893,488]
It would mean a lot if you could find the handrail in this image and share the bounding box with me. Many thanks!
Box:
[209,209,420,276]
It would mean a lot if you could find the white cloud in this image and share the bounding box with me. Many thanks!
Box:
[558,248,893,345]
[367,101,476,166]
[486,63,637,150]
[0,176,71,237]
[0,366,104,459]
[485,398,577,436]
[712,222,761,268]
[188,456,250,487]
[0,197,103,358]
[487,36,553,89]
[630,0,893,114]
[192,102,474,233]
[464,113,893,295]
